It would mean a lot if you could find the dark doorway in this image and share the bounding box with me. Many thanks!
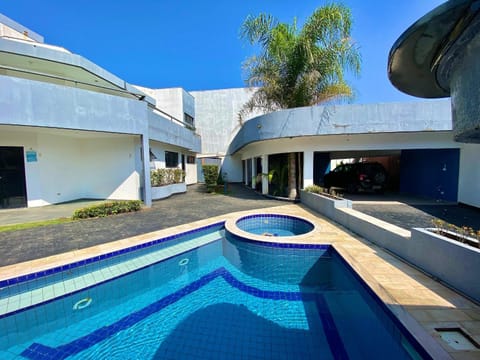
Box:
[0,147,27,208]
[313,152,331,186]
[255,157,262,191]
[268,153,289,197]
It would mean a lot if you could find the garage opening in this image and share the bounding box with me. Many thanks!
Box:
[314,151,401,193]
[313,149,460,202]
[0,147,27,209]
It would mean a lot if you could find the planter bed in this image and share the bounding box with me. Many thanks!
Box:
[151,183,186,200]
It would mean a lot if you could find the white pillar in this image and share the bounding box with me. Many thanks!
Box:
[251,158,256,189]
[262,155,268,195]
[244,160,248,185]
[303,150,314,189]
[142,135,152,207]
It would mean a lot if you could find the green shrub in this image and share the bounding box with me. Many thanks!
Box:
[150,168,185,187]
[173,168,185,183]
[202,164,219,192]
[72,200,142,219]
[304,184,343,198]
[304,184,325,194]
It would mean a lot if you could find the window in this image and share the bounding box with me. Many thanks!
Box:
[184,113,194,129]
[165,151,179,168]
[187,155,196,164]
[149,150,157,161]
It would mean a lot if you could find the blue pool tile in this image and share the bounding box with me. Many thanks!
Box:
[19,266,313,359]
[0,222,224,293]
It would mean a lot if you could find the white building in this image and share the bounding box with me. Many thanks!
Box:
[0,14,199,208]
[1,12,479,210]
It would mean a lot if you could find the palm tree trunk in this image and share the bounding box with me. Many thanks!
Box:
[288,152,297,199]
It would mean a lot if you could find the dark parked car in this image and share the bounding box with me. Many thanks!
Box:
[323,162,388,193]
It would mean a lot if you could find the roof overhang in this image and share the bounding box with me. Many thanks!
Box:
[0,37,154,103]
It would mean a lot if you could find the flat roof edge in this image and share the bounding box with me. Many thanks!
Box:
[0,13,44,43]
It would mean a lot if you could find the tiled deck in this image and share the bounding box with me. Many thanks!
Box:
[1,203,479,359]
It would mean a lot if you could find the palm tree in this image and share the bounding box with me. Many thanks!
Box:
[239,3,361,198]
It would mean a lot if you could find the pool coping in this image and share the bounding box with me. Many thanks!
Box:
[0,204,478,359]
[225,212,316,242]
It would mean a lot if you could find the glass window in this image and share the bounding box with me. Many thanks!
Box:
[184,113,194,129]
[165,151,179,168]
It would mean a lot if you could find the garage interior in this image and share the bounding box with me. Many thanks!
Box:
[313,148,460,202]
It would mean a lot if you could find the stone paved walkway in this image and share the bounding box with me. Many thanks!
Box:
[353,202,480,231]
[0,184,280,267]
[1,184,479,268]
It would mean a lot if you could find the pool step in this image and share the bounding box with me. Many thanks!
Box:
[0,230,223,317]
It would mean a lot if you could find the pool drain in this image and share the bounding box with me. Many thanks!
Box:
[435,328,480,350]
[179,258,189,266]
[73,297,92,310]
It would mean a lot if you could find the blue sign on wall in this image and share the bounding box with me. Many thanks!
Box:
[26,150,37,162]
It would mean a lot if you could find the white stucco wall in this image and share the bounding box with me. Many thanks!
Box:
[79,137,140,200]
[185,162,197,185]
[458,143,480,207]
[149,88,184,121]
[220,156,243,183]
[191,88,263,156]
[135,86,196,126]
[0,127,140,207]
[149,141,197,185]
[0,75,149,135]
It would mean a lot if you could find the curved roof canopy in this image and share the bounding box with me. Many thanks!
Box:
[388,0,480,98]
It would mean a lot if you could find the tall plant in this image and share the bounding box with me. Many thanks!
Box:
[240,3,361,198]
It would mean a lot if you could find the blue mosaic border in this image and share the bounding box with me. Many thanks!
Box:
[0,221,224,289]
[226,231,329,250]
[0,224,226,320]
[0,223,329,320]
[21,267,347,360]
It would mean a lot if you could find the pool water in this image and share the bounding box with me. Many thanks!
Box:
[235,214,314,237]
[0,227,427,359]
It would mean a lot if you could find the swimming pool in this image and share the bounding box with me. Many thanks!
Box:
[0,223,430,359]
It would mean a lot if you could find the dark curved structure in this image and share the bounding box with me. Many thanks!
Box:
[388,0,480,142]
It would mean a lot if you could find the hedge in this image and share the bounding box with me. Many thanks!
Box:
[72,200,142,219]
[151,168,185,187]
[202,164,219,192]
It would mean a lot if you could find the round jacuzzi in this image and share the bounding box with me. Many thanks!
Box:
[226,214,315,239]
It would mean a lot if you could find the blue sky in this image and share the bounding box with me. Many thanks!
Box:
[1,0,444,104]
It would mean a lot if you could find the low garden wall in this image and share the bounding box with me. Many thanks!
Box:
[151,183,186,200]
[299,189,352,221]
[300,189,480,303]
[150,168,186,200]
[410,228,480,302]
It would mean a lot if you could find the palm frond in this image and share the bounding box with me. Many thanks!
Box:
[239,3,361,120]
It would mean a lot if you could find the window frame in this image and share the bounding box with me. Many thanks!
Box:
[165,151,179,168]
